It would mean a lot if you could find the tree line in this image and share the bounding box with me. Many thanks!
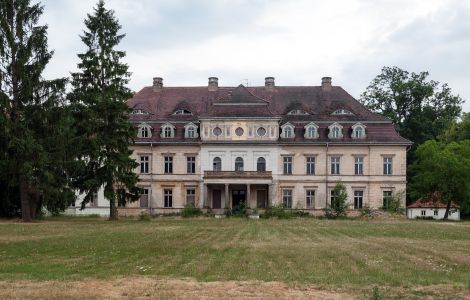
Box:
[0,0,139,221]
[1,1,468,221]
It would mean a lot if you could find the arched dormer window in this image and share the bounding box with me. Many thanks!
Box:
[235,157,244,172]
[287,109,309,115]
[172,109,192,116]
[137,123,152,138]
[332,108,354,115]
[132,109,149,115]
[328,122,343,139]
[351,123,367,139]
[160,123,175,138]
[280,123,295,138]
[304,122,319,139]
[184,122,199,138]
[213,157,222,171]
[257,157,266,172]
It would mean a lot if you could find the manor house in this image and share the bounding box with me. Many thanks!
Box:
[71,76,411,215]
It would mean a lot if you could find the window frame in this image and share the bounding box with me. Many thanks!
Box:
[164,189,173,208]
[383,156,393,175]
[213,157,222,171]
[235,157,244,172]
[354,157,364,175]
[257,157,266,172]
[140,155,150,174]
[282,189,292,208]
[186,156,196,174]
[306,189,315,209]
[186,188,196,206]
[306,156,315,175]
[354,190,363,209]
[164,155,173,174]
[328,123,343,139]
[383,191,393,209]
[330,156,340,175]
[283,156,293,175]
[281,123,295,138]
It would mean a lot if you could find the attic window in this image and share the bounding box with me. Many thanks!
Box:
[173,109,192,116]
[332,109,354,115]
[132,109,148,115]
[287,109,309,115]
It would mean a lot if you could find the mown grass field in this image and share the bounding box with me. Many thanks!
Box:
[0,217,469,299]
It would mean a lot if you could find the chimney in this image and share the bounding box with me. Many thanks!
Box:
[208,77,218,91]
[265,77,275,90]
[321,76,332,91]
[153,77,163,92]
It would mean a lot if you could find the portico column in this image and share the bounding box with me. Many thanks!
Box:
[247,184,252,208]
[225,184,229,208]
[199,183,207,209]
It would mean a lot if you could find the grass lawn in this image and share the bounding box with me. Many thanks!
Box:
[0,217,469,299]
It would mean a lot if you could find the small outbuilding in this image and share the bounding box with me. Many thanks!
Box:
[407,193,460,220]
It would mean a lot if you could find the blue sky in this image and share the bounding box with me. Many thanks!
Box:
[42,0,470,112]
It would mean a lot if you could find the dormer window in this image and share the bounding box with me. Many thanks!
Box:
[304,122,319,139]
[328,123,343,139]
[132,109,149,115]
[184,122,199,138]
[173,109,192,116]
[280,123,295,138]
[160,123,175,138]
[332,109,354,115]
[287,109,309,115]
[137,123,152,138]
[351,123,366,139]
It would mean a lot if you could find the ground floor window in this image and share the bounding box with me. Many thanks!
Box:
[383,191,392,209]
[283,189,292,208]
[90,192,98,207]
[434,210,438,216]
[421,210,426,216]
[164,189,173,208]
[140,188,149,208]
[353,190,363,209]
[305,190,315,209]
[186,189,196,206]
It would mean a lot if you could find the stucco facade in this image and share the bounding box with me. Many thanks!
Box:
[69,76,411,216]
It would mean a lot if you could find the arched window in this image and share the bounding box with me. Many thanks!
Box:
[304,122,319,139]
[213,157,222,171]
[184,122,198,138]
[164,127,172,137]
[235,157,244,172]
[257,157,266,172]
[332,109,354,115]
[328,123,343,139]
[141,127,149,138]
[281,123,295,138]
[351,123,366,139]
[160,123,175,138]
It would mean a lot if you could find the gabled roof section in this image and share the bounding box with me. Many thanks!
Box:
[213,84,268,106]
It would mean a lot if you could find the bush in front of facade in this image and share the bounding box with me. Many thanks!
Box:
[181,204,202,218]
[324,182,349,219]
[382,190,405,214]
[225,201,248,217]
[261,204,310,219]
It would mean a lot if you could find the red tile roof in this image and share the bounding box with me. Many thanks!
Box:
[128,84,412,145]
[408,193,460,208]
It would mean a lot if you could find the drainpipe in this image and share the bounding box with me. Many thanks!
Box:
[325,142,329,208]
[150,142,153,215]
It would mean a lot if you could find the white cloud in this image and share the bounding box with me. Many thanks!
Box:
[41,0,469,111]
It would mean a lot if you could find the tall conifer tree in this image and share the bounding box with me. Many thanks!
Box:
[69,0,139,220]
[0,0,74,220]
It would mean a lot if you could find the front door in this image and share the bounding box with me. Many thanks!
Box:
[213,190,221,209]
[257,190,267,208]
[232,190,246,208]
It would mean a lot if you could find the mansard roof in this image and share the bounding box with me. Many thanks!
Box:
[128,82,411,145]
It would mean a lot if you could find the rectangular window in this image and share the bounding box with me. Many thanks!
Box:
[434,210,438,216]
[90,192,98,207]
[140,155,149,174]
[306,190,315,209]
[283,189,292,208]
[306,156,315,175]
[164,156,173,174]
[331,156,340,175]
[383,191,392,209]
[354,190,363,209]
[186,156,196,174]
[330,190,337,206]
[186,189,196,206]
[283,156,292,175]
[354,157,363,175]
[421,210,426,216]
[140,188,149,208]
[383,157,393,175]
[164,189,173,208]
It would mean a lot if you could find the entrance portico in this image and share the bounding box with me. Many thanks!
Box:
[202,171,272,210]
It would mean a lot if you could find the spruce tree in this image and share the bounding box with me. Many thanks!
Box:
[69,0,140,220]
[0,0,75,220]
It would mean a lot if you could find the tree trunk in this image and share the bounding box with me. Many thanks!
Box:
[443,199,451,220]
[109,196,118,220]
[19,176,32,222]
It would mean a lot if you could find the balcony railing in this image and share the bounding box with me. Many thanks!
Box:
[204,170,272,179]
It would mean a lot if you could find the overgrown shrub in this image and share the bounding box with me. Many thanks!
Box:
[325,182,349,219]
[138,211,151,221]
[360,205,372,218]
[231,201,247,217]
[415,216,435,220]
[383,190,405,214]
[181,203,202,218]
[371,286,382,300]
